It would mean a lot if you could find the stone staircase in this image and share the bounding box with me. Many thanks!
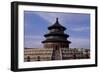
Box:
[51,48,62,60]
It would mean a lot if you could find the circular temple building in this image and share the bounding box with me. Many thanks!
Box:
[42,18,71,49]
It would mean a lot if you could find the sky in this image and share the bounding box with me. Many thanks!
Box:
[24,11,90,49]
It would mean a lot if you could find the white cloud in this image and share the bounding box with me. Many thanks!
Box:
[25,35,44,39]
[35,12,66,25]
[36,12,90,26]
[68,37,90,49]
[24,40,43,48]
[24,35,44,48]
[25,11,90,27]
[70,27,90,32]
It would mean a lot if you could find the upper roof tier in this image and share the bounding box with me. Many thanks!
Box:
[48,18,66,30]
[44,32,69,38]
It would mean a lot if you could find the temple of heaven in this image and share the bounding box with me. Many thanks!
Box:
[42,18,71,49]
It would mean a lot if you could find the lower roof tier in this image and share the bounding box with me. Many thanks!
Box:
[42,39,71,43]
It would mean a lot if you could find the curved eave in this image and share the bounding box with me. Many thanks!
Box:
[48,26,66,30]
[42,39,71,43]
[44,33,69,38]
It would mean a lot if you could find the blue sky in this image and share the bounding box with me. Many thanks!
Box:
[24,11,90,48]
